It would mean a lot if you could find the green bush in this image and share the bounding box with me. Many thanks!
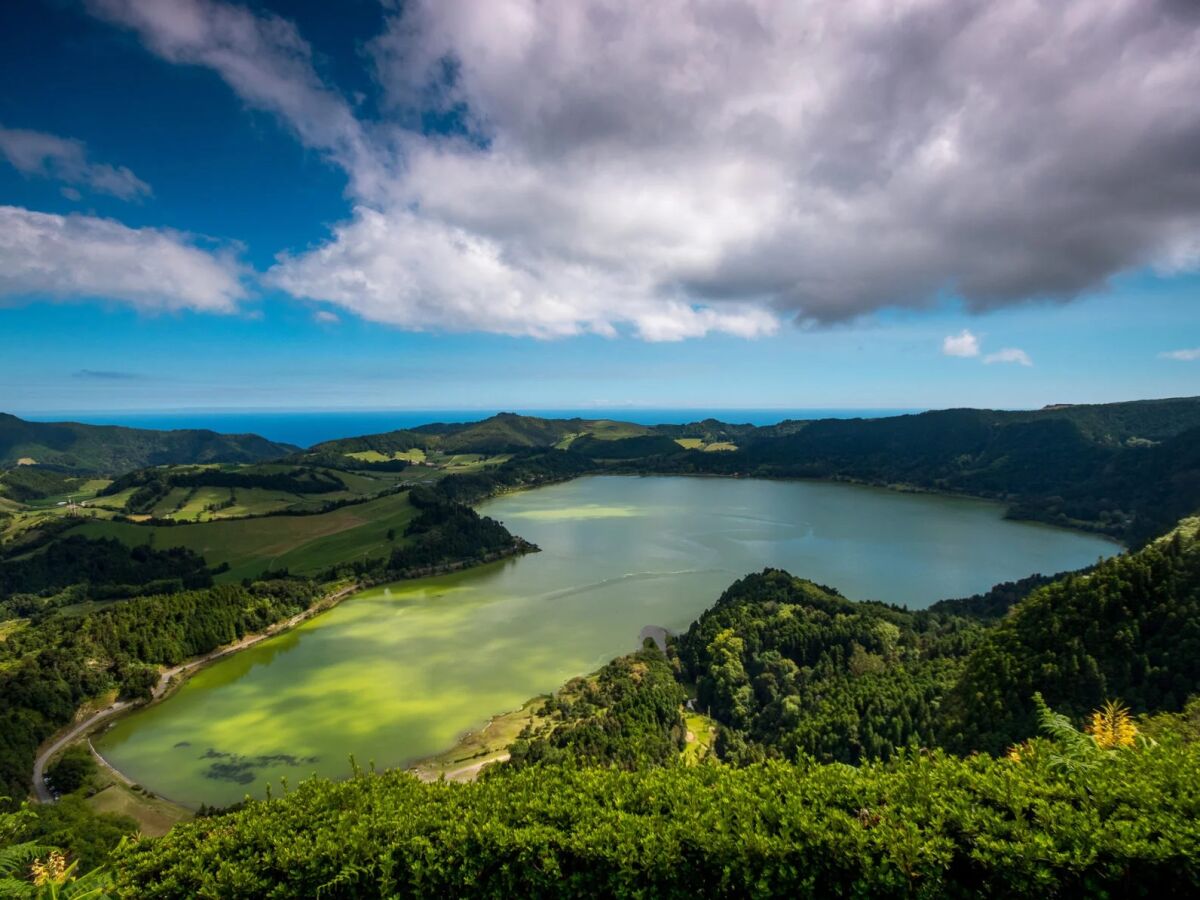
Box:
[112,735,1200,898]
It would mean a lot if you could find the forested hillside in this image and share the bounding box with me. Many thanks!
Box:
[0,535,213,614]
[507,648,688,770]
[943,521,1200,754]
[0,414,296,474]
[669,521,1200,765]
[676,572,983,764]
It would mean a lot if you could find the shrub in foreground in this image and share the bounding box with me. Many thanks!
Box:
[113,739,1200,898]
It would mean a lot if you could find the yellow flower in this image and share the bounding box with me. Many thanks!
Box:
[1006,741,1034,762]
[1087,699,1138,749]
[31,850,67,886]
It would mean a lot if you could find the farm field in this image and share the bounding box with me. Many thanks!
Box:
[673,438,737,452]
[73,490,418,582]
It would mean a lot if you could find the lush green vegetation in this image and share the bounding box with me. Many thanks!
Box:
[5,546,1200,894]
[101,466,348,515]
[507,647,688,770]
[2,400,1200,895]
[0,536,213,619]
[310,412,655,458]
[0,413,295,474]
[943,522,1200,754]
[379,491,521,575]
[676,571,983,765]
[0,468,83,503]
[567,434,685,459]
[110,726,1200,898]
[670,521,1200,767]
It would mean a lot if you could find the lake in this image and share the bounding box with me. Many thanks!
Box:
[95,476,1116,807]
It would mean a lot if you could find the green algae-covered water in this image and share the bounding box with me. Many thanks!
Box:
[95,476,1116,807]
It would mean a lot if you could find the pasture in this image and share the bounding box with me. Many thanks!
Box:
[673,438,738,452]
[74,490,418,582]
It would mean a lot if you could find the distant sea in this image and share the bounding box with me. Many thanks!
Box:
[19,408,924,449]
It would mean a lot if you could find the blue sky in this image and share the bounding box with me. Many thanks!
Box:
[1,0,1197,414]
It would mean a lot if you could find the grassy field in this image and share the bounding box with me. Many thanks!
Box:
[348,448,429,464]
[86,780,192,837]
[171,486,233,520]
[682,712,718,763]
[0,618,27,641]
[673,438,738,452]
[73,490,418,582]
[586,420,654,440]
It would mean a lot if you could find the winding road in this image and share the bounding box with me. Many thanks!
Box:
[32,583,361,803]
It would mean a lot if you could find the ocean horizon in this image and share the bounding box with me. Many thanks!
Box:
[15,408,927,449]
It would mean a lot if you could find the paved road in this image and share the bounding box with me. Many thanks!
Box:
[32,700,133,802]
[32,584,361,803]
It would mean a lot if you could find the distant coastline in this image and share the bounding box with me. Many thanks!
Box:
[13,408,926,449]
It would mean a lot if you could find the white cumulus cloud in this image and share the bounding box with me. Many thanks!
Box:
[0,206,245,313]
[942,330,981,358]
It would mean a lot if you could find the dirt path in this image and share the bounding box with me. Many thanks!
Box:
[32,582,362,804]
[424,752,511,783]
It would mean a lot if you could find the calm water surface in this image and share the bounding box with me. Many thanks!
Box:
[96,476,1116,806]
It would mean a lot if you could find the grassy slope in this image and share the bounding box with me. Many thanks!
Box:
[73,491,417,582]
[87,783,191,839]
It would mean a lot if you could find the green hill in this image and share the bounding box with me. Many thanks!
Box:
[0,413,296,475]
[310,412,655,457]
[942,519,1200,754]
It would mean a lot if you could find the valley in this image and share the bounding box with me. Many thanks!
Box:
[1,399,1197,896]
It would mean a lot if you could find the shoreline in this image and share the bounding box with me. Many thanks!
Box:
[30,542,537,807]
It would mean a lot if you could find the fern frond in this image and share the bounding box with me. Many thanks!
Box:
[0,842,53,878]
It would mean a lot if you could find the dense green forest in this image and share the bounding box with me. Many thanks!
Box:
[942,524,1200,754]
[0,535,214,616]
[675,572,982,764]
[669,522,1200,765]
[0,467,81,503]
